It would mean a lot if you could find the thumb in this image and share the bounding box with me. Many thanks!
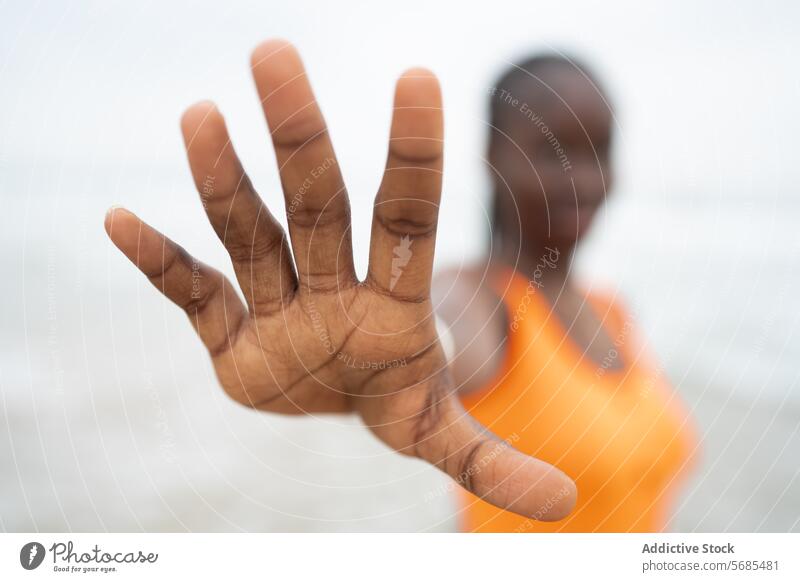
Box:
[367,381,577,521]
[414,394,577,521]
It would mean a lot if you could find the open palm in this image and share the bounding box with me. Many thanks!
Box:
[105,39,575,520]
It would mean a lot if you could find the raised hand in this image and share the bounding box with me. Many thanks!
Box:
[104,39,576,520]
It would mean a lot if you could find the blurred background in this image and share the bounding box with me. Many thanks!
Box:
[1,0,799,532]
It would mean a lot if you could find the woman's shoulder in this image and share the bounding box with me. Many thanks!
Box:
[433,263,503,310]
[433,263,509,395]
[583,284,636,335]
[582,284,663,373]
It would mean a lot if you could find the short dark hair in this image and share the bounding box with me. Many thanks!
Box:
[487,54,602,240]
[488,53,598,130]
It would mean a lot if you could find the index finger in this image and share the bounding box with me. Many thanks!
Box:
[366,68,444,302]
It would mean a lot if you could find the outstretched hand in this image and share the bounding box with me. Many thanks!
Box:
[105,39,576,521]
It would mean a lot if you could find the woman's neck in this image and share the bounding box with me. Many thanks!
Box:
[493,235,574,300]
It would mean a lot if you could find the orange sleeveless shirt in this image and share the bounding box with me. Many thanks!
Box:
[458,271,698,532]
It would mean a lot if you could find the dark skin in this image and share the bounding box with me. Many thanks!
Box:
[435,61,623,395]
[105,40,576,521]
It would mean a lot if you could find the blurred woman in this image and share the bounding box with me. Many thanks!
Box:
[434,55,698,532]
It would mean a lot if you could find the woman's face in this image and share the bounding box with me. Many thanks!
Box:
[488,66,613,251]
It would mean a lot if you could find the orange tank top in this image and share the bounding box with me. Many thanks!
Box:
[458,270,698,532]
